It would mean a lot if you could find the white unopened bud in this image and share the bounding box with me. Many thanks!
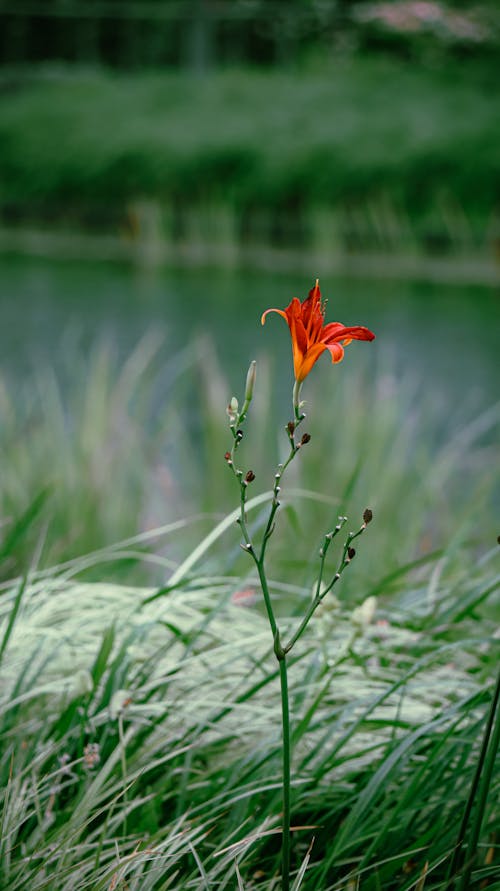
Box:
[226,396,239,423]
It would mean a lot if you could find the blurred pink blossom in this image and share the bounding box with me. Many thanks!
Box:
[354,2,489,43]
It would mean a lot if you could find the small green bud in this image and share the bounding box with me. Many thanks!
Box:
[245,360,257,403]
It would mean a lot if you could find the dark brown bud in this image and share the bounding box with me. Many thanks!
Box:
[236,429,244,441]
[245,470,256,483]
[300,433,311,445]
[224,451,231,461]
[287,421,295,436]
[347,547,356,560]
[363,508,373,525]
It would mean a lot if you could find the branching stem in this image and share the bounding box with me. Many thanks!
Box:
[226,381,370,891]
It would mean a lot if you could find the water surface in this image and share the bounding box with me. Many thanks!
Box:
[2,254,498,421]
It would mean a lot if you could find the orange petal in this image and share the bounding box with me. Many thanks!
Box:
[323,323,375,344]
[326,343,345,364]
[261,308,287,326]
[296,343,327,381]
[307,279,321,302]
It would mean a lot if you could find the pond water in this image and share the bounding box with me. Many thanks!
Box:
[1,254,499,423]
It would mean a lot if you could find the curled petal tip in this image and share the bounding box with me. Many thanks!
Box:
[261,307,286,326]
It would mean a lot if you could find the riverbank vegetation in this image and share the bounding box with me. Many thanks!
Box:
[0,57,499,258]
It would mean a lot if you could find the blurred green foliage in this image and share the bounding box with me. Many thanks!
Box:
[0,58,498,250]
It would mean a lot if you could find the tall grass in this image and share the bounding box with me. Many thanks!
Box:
[0,333,216,582]
[0,540,498,888]
[2,335,498,589]
[0,335,498,888]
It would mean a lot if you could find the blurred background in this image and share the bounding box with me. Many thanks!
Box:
[0,0,499,583]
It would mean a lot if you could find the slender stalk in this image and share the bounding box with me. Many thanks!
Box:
[118,713,128,837]
[255,557,278,641]
[292,379,303,421]
[226,369,371,891]
[284,518,368,654]
[236,479,279,639]
[279,656,291,891]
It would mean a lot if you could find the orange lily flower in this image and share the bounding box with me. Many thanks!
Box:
[261,280,375,383]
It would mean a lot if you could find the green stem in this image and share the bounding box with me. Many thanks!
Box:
[279,656,291,891]
[118,713,128,837]
[284,520,355,654]
[237,480,278,639]
[227,391,316,891]
[292,379,303,421]
[284,570,341,654]
[239,508,290,891]
[255,557,278,641]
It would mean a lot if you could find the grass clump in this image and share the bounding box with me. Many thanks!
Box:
[0,543,498,889]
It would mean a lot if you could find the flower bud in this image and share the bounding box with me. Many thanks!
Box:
[300,433,311,446]
[226,396,239,424]
[363,508,373,525]
[245,360,257,403]
[287,421,295,436]
[245,470,256,483]
[347,546,356,560]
